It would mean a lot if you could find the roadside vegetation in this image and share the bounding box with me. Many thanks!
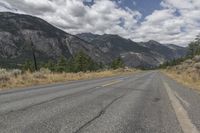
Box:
[0,51,136,90]
[162,34,200,91]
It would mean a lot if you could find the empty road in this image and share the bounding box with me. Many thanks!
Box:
[0,71,200,133]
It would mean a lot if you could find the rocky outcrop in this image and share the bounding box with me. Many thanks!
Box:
[0,12,187,68]
[0,12,107,68]
[77,33,187,67]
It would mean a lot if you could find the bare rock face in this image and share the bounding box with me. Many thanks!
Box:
[77,33,188,68]
[0,12,107,68]
[0,12,187,68]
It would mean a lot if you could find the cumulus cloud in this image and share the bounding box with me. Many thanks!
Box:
[0,0,141,36]
[133,0,200,46]
[0,0,199,46]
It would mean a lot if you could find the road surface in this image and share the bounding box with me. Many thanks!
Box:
[0,71,199,133]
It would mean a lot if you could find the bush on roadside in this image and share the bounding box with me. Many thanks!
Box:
[184,59,193,64]
[0,68,10,83]
[193,55,200,62]
[0,68,7,74]
[39,68,51,74]
[10,69,22,77]
[194,63,200,69]
[0,73,10,83]
[33,72,47,79]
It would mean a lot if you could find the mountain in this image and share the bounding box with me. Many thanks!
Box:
[140,40,187,60]
[77,33,187,68]
[0,12,107,68]
[0,12,187,68]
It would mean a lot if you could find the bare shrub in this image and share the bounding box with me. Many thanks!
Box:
[0,68,10,83]
[39,68,51,74]
[192,75,199,82]
[0,74,10,83]
[0,68,7,75]
[194,63,200,69]
[176,71,181,75]
[33,72,46,79]
[185,59,193,64]
[193,55,200,62]
[10,69,22,77]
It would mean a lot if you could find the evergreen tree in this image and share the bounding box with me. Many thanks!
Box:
[188,34,200,57]
[45,60,56,71]
[73,51,97,72]
[111,57,125,69]
[21,51,104,73]
[22,60,34,71]
[56,56,68,72]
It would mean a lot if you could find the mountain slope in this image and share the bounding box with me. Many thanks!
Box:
[0,12,187,68]
[140,40,187,60]
[77,33,187,67]
[0,12,106,68]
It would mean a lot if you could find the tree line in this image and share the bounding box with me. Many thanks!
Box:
[159,34,200,68]
[22,51,125,72]
[188,34,200,57]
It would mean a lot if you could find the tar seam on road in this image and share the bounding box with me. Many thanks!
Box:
[73,94,125,133]
[163,80,199,133]
[0,86,104,116]
[174,91,190,108]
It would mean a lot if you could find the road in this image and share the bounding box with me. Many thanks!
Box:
[0,71,200,133]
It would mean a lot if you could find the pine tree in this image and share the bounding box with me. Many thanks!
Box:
[45,60,56,71]
[22,60,34,71]
[56,56,68,72]
[188,34,200,57]
[111,57,125,69]
[72,51,99,72]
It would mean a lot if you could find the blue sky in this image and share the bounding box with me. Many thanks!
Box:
[84,0,163,18]
[0,0,200,46]
[116,0,163,18]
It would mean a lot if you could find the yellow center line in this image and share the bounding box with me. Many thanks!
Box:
[101,80,123,87]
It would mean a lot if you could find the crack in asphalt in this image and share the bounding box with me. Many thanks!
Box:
[74,94,125,133]
[0,86,102,116]
[0,74,147,116]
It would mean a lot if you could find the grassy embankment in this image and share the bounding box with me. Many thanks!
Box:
[163,55,200,92]
[0,68,137,90]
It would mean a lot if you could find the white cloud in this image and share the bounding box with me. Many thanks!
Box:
[132,0,200,46]
[0,0,199,46]
[0,0,141,38]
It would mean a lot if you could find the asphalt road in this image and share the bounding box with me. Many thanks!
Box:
[0,71,200,133]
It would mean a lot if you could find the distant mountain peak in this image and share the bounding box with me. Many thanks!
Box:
[0,12,187,68]
[77,33,187,68]
[147,40,160,44]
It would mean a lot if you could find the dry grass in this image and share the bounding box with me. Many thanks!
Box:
[162,55,200,92]
[0,68,137,90]
[163,70,200,92]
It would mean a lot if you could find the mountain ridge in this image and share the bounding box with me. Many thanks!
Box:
[0,12,108,68]
[77,33,187,67]
[0,12,187,68]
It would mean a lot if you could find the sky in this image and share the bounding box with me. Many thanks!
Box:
[0,0,200,46]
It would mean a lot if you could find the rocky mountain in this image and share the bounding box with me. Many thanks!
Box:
[0,12,107,68]
[0,12,187,68]
[77,33,188,68]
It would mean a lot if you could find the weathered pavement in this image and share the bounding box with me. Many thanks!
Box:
[0,71,199,133]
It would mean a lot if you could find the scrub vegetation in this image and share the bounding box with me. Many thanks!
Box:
[0,51,136,90]
[163,35,200,91]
